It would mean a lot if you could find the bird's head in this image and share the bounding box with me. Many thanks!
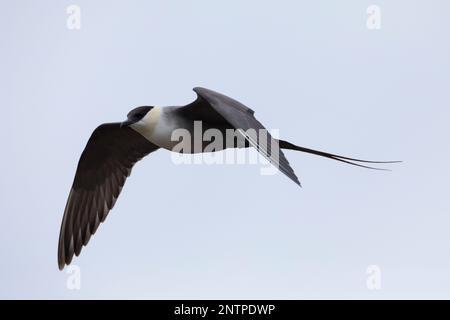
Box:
[120,106,154,128]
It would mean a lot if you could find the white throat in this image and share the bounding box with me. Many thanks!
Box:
[130,107,177,150]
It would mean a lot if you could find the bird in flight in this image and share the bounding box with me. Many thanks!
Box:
[58,87,399,269]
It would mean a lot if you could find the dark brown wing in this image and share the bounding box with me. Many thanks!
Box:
[189,87,301,186]
[58,123,159,270]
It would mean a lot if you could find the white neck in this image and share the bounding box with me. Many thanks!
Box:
[130,107,178,150]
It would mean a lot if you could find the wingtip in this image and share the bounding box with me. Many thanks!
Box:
[58,246,67,270]
[292,177,302,188]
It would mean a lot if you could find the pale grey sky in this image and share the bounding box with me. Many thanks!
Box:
[1,0,450,299]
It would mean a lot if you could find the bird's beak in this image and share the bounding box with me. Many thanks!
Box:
[120,120,133,128]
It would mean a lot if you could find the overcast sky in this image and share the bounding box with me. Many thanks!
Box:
[1,0,450,299]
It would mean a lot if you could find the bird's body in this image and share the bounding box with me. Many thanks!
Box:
[131,88,256,153]
[131,106,225,152]
[57,87,399,269]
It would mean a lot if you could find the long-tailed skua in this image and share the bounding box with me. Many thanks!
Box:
[58,87,399,269]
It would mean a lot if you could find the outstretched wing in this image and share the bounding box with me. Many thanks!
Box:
[58,123,159,269]
[189,87,300,186]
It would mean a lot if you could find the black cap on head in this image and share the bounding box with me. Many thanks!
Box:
[121,106,154,127]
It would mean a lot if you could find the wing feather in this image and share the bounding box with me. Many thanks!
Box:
[191,87,301,186]
[58,123,158,269]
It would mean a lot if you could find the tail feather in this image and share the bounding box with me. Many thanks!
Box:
[278,140,401,171]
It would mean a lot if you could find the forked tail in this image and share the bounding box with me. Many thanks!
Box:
[278,140,401,170]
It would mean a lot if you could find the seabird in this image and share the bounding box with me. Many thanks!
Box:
[58,87,398,269]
